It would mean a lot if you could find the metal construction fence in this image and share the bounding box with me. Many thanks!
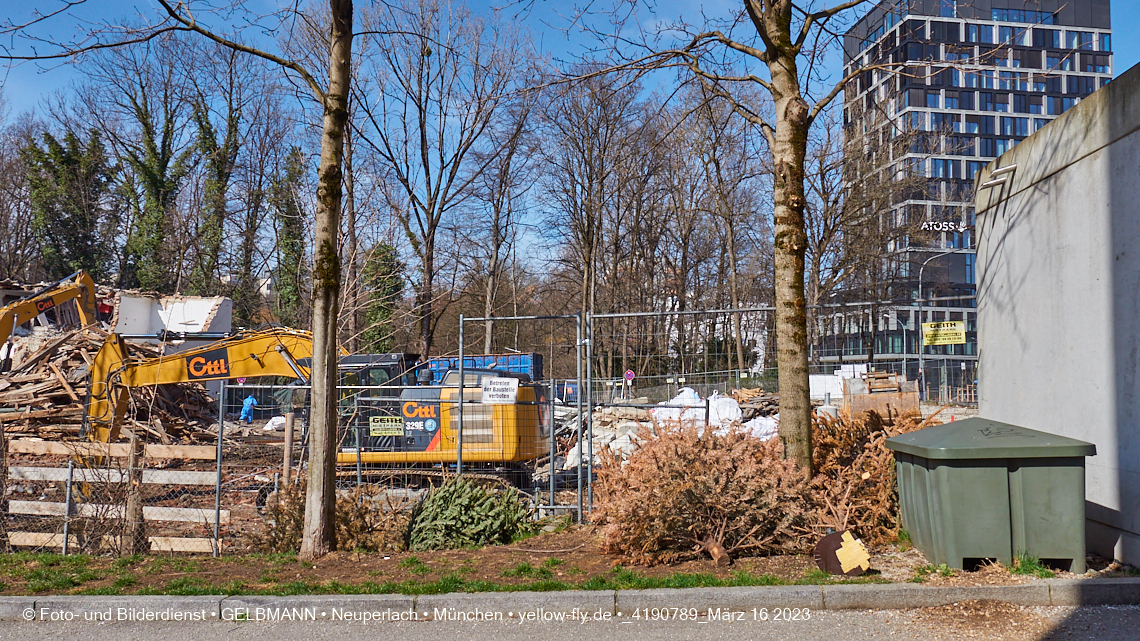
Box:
[0,306,981,557]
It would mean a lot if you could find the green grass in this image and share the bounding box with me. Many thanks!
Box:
[1012,554,1056,579]
[398,556,431,576]
[912,563,954,583]
[801,568,831,582]
[1,560,893,597]
[501,562,553,580]
[113,573,138,589]
[896,529,912,551]
[145,557,203,576]
[1,553,103,592]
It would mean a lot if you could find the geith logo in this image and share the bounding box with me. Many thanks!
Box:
[186,348,229,379]
[35,299,56,312]
[402,401,437,419]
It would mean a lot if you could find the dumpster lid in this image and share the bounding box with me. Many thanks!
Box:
[884,418,1096,459]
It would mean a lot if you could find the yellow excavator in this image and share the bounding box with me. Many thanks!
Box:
[83,328,316,443]
[0,270,98,371]
[82,328,548,488]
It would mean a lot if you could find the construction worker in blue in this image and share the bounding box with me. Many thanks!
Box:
[240,394,258,424]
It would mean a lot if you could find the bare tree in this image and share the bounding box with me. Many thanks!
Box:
[470,93,537,353]
[558,0,895,472]
[0,110,44,281]
[353,0,528,358]
[1,0,355,559]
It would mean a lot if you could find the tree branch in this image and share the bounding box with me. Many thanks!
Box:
[153,0,326,104]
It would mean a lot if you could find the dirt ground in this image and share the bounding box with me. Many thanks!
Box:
[5,525,1130,596]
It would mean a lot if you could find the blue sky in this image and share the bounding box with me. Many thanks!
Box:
[2,0,1136,119]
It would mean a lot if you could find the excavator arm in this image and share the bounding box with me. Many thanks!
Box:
[0,271,98,353]
[85,328,317,443]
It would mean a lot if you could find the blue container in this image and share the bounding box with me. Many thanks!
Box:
[426,352,543,384]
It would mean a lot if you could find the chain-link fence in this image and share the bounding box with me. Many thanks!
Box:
[1,305,980,557]
[2,429,224,556]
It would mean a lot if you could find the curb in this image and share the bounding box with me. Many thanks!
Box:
[1,579,1138,622]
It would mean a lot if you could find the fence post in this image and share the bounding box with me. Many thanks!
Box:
[548,379,555,510]
[576,314,583,521]
[457,315,465,475]
[355,397,363,493]
[61,460,74,555]
[214,380,225,558]
[283,411,295,485]
[584,313,593,514]
[123,433,146,555]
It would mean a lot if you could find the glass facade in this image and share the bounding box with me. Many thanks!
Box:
[828,1,1112,374]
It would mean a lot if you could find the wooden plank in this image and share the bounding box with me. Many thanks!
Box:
[8,440,216,460]
[8,467,125,483]
[9,532,215,553]
[142,506,228,524]
[8,440,128,457]
[13,332,74,374]
[144,444,217,460]
[8,501,228,524]
[149,537,215,553]
[7,532,76,548]
[8,467,213,485]
[48,363,80,402]
[142,469,216,485]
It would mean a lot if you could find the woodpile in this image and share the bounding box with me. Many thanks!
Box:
[731,387,779,419]
[0,326,219,443]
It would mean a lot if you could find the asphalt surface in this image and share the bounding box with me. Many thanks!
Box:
[1,605,1138,641]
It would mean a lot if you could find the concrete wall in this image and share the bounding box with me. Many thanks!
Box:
[975,63,1140,564]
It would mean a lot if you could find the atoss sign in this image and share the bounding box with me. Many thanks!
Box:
[186,348,230,379]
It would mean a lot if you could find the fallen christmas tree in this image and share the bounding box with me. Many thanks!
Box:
[591,409,938,565]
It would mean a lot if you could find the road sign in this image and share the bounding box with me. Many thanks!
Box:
[236,377,246,384]
[624,369,635,382]
[922,321,966,346]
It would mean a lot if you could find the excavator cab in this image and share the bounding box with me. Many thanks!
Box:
[0,270,99,371]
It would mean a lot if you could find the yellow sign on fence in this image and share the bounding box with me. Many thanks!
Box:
[922,321,966,346]
[369,416,404,437]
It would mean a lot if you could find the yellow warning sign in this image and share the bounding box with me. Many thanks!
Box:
[922,321,966,346]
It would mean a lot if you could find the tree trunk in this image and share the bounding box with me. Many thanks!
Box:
[343,126,358,352]
[417,237,435,358]
[483,216,501,354]
[768,37,813,475]
[726,218,746,375]
[300,0,352,560]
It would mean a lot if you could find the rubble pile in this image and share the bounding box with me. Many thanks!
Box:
[0,326,219,443]
[731,387,780,420]
[536,387,790,485]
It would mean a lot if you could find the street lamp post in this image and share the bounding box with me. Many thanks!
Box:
[916,248,971,401]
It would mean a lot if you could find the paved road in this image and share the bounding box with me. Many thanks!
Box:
[1,605,1138,641]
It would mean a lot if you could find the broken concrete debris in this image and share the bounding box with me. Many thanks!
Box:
[534,387,787,485]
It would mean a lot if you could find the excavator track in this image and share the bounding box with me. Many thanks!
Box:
[335,467,524,489]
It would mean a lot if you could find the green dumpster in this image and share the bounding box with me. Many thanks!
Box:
[885,418,1095,573]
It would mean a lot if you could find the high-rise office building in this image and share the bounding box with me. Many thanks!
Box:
[830,0,1112,399]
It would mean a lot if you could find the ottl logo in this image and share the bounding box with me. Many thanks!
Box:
[35,299,56,312]
[186,348,230,379]
[402,401,437,419]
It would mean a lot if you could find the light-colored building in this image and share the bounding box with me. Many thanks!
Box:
[976,61,1140,565]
